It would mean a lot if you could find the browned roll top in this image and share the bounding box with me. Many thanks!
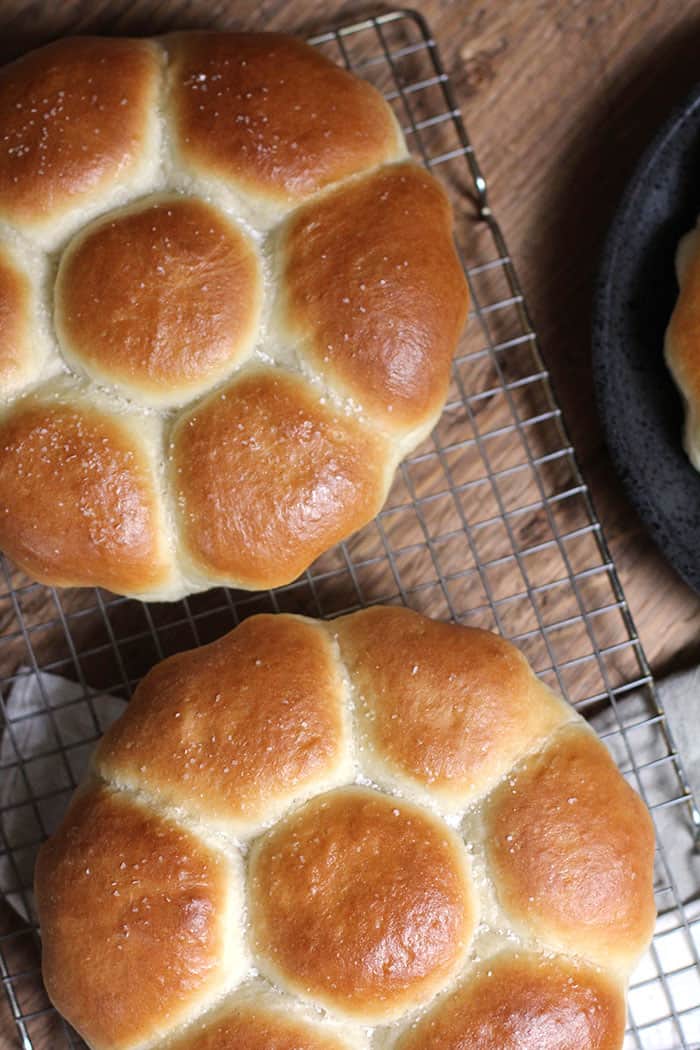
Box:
[281,163,468,433]
[0,30,468,599]
[335,605,569,808]
[160,994,359,1050]
[665,223,700,469]
[35,785,242,1050]
[55,196,262,405]
[171,368,391,588]
[95,614,351,835]
[485,724,656,970]
[0,390,172,595]
[35,608,654,1050]
[397,950,626,1050]
[0,37,160,230]
[249,786,475,1021]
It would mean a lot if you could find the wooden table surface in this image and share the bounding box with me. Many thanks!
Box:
[1,0,699,676]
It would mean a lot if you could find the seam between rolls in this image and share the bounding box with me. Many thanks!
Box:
[319,627,629,1018]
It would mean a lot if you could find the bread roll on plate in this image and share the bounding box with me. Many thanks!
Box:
[35,607,655,1050]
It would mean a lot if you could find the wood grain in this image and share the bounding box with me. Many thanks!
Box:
[451,0,700,676]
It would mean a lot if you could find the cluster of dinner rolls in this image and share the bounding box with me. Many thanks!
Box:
[666,220,700,470]
[0,32,468,600]
[35,606,656,1050]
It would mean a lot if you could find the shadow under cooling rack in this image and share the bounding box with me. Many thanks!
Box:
[1,9,699,1049]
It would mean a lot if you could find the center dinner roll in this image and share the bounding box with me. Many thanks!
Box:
[0,32,469,601]
[35,607,656,1050]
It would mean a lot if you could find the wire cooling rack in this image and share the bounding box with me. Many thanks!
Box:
[1,8,699,1049]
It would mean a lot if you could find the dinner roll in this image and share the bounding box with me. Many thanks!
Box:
[279,162,468,440]
[95,614,353,837]
[55,195,262,407]
[35,785,245,1050]
[394,949,626,1050]
[0,378,175,597]
[166,32,405,224]
[0,37,161,247]
[484,724,656,972]
[666,222,700,469]
[0,32,468,600]
[249,786,475,1022]
[36,608,655,1050]
[170,368,392,590]
[335,605,572,811]
[159,983,367,1050]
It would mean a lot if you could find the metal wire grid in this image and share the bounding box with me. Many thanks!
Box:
[0,7,698,1048]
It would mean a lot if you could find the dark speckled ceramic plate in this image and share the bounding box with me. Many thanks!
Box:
[593,84,700,594]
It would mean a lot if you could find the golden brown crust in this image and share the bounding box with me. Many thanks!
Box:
[0,392,172,594]
[249,786,476,1021]
[485,725,656,970]
[163,992,358,1050]
[0,37,160,230]
[55,196,261,406]
[171,368,391,588]
[95,614,350,835]
[35,785,241,1050]
[0,245,33,394]
[167,32,402,206]
[396,950,626,1050]
[35,607,656,1042]
[335,606,567,808]
[281,162,469,432]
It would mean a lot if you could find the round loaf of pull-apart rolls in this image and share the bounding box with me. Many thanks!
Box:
[35,606,656,1050]
[0,32,468,601]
